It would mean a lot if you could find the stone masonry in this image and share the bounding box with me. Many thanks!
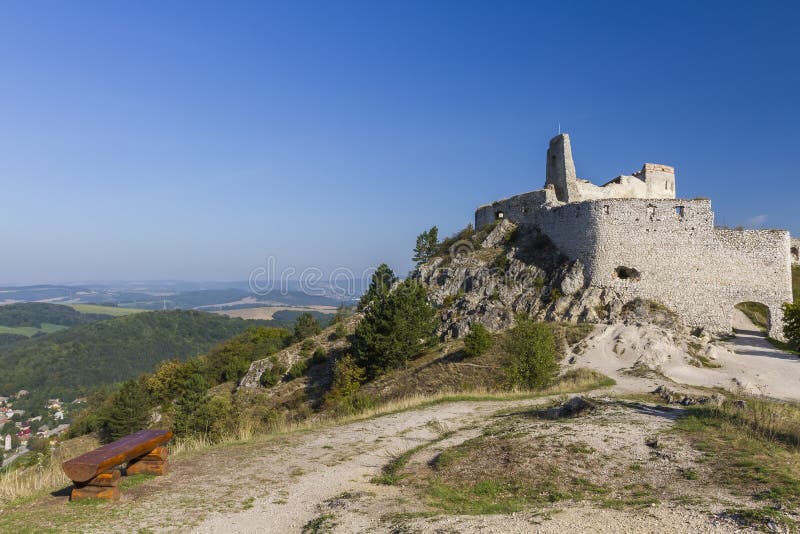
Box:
[476,134,793,340]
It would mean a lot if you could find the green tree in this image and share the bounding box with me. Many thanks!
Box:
[103,380,153,442]
[463,323,492,357]
[293,313,321,342]
[353,279,437,378]
[323,354,370,415]
[782,302,800,349]
[358,264,397,310]
[503,318,558,389]
[173,390,236,439]
[413,226,439,266]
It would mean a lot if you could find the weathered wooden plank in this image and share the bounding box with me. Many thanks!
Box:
[75,469,121,488]
[62,429,173,483]
[138,446,168,462]
[127,459,168,476]
[71,485,120,501]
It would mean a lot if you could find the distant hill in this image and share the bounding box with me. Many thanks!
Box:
[0,310,269,402]
[0,302,113,342]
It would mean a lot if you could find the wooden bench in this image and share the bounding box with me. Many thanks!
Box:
[62,429,173,501]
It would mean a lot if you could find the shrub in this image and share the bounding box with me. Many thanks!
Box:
[287,360,309,379]
[503,318,559,389]
[259,356,287,387]
[492,252,510,272]
[173,391,236,440]
[332,322,347,340]
[300,339,316,356]
[353,279,437,378]
[310,347,328,365]
[782,302,800,349]
[463,324,492,357]
[293,313,322,342]
[323,354,373,416]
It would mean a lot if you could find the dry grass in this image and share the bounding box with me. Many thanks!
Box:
[0,435,98,504]
[174,367,612,457]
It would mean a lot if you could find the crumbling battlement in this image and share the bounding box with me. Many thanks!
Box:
[475,134,793,339]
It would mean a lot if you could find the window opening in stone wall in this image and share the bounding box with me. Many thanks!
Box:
[647,205,656,221]
[614,266,641,281]
[603,205,610,215]
[495,211,504,220]
[675,206,685,218]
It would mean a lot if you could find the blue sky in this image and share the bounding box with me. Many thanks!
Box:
[1,1,798,284]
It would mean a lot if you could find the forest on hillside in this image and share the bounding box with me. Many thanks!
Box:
[0,310,271,404]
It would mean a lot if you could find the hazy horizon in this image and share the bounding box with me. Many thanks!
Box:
[2,1,798,285]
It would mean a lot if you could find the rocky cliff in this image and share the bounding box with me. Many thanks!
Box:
[413,220,629,340]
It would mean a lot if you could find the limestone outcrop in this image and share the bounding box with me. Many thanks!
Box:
[413,219,624,340]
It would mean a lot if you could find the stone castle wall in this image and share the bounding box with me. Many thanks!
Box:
[476,196,793,339]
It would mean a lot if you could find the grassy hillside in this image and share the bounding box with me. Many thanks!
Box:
[0,310,269,402]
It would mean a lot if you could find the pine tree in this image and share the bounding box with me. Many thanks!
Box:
[413,226,439,266]
[353,279,437,378]
[358,264,397,310]
[103,380,153,442]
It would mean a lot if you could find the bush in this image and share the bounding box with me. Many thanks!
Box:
[353,279,437,378]
[491,252,510,272]
[259,356,287,387]
[300,339,316,356]
[503,318,558,389]
[782,302,800,349]
[463,324,492,357]
[293,313,321,342]
[332,322,347,340]
[310,347,328,365]
[174,391,236,439]
[323,354,373,416]
[287,360,308,379]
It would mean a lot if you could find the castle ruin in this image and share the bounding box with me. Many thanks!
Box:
[475,134,793,340]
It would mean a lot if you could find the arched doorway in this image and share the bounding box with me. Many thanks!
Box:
[733,302,770,335]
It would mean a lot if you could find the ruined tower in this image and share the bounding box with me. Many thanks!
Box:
[545,134,579,203]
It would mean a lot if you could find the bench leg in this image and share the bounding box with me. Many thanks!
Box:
[127,446,169,476]
[70,469,121,501]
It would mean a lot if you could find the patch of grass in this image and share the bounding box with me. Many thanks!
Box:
[373,430,455,485]
[241,496,255,510]
[119,473,156,490]
[567,442,594,455]
[724,506,797,532]
[767,337,800,356]
[676,397,800,508]
[301,513,336,533]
